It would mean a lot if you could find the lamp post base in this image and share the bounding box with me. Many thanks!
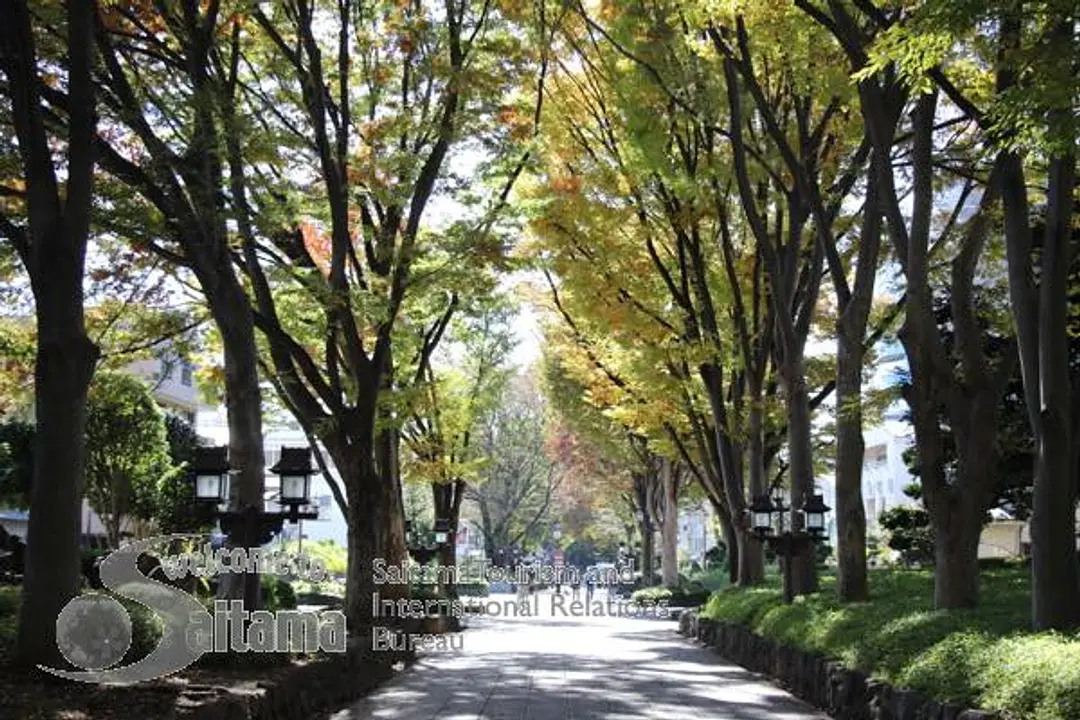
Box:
[762,532,816,604]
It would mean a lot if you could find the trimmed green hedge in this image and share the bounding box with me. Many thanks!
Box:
[412,581,488,598]
[632,583,710,607]
[701,567,1080,720]
[456,582,489,597]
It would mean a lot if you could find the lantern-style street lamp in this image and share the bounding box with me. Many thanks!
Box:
[270,447,319,523]
[803,494,829,536]
[748,494,775,537]
[190,446,319,547]
[192,446,230,504]
[748,490,831,603]
[433,518,451,545]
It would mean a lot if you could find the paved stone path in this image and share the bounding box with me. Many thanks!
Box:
[330,592,827,720]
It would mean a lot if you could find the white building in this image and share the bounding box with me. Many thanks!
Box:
[677,503,713,564]
[816,339,919,549]
[859,421,917,531]
[126,351,200,424]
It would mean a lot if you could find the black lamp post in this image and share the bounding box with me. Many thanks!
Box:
[434,518,451,545]
[406,518,452,565]
[748,491,830,603]
[191,446,319,548]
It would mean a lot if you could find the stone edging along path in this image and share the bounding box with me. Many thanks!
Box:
[678,611,999,720]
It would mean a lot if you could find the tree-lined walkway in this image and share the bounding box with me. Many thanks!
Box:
[330,592,825,720]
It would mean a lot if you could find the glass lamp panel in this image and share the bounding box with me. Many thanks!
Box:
[280,474,310,503]
[196,473,223,501]
[752,511,771,533]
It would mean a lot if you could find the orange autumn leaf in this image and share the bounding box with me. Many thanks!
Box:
[300,220,331,277]
[549,175,581,194]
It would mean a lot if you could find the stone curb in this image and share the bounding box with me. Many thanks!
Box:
[677,610,998,720]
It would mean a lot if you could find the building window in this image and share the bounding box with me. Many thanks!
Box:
[159,358,174,380]
[181,362,194,387]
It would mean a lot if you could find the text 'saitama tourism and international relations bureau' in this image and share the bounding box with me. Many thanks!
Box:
[370,559,671,652]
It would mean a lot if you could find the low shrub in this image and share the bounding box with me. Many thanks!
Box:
[700,568,1079,720]
[111,592,165,664]
[261,576,298,611]
[631,583,710,607]
[631,586,673,605]
[704,544,727,568]
[0,585,19,656]
[411,583,441,600]
[686,567,731,592]
[293,578,346,598]
[456,582,489,597]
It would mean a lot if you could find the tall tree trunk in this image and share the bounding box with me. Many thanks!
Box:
[4,0,99,667]
[339,440,408,635]
[433,479,466,599]
[218,305,265,517]
[903,91,1011,609]
[701,367,764,587]
[992,9,1080,628]
[781,356,818,595]
[930,496,983,608]
[660,461,679,587]
[639,515,655,586]
[19,309,97,666]
[20,309,96,651]
[714,500,739,584]
[1028,153,1080,628]
[742,383,767,586]
[831,140,883,604]
[215,304,265,609]
[834,330,869,602]
[436,542,457,592]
